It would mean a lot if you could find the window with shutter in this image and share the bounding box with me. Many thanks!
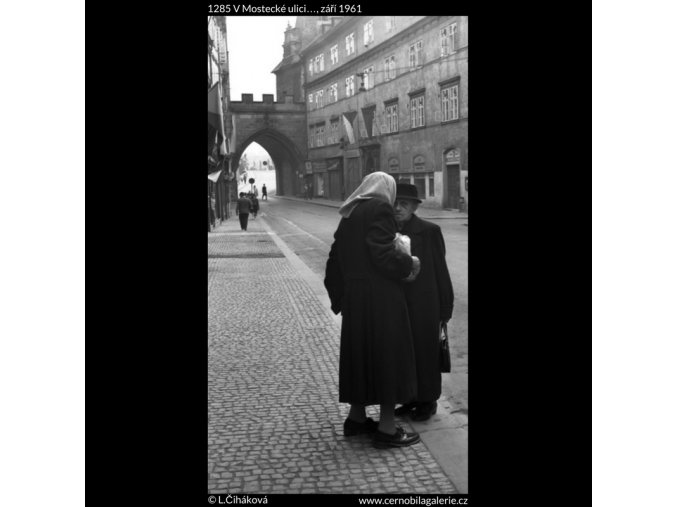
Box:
[409,41,423,68]
[363,66,374,90]
[440,26,449,56]
[410,95,425,128]
[317,124,325,146]
[441,23,458,56]
[364,20,374,45]
[345,76,354,97]
[388,103,399,133]
[345,33,355,55]
[441,83,459,121]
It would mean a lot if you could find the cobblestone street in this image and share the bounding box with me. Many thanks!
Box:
[208,215,460,494]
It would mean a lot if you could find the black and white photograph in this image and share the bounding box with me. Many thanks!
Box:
[11,1,677,505]
[208,14,469,497]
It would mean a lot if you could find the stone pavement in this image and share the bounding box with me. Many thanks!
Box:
[208,212,465,494]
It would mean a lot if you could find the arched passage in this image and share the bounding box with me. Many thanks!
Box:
[228,98,307,201]
[233,128,305,198]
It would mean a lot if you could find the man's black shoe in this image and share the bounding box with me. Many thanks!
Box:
[411,401,438,421]
[373,427,421,448]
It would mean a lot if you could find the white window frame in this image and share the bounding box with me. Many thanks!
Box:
[309,126,315,147]
[330,119,339,144]
[384,55,396,81]
[440,23,458,56]
[345,75,355,97]
[386,16,395,32]
[410,95,425,128]
[363,65,374,90]
[345,32,355,55]
[409,40,423,68]
[316,124,325,147]
[330,44,339,65]
[363,19,374,45]
[441,84,459,121]
[329,83,338,103]
[385,102,399,133]
[308,60,314,77]
[316,89,324,108]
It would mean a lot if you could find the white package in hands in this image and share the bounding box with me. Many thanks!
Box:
[393,233,411,255]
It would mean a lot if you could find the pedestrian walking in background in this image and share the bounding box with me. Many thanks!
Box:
[250,193,259,219]
[324,171,422,448]
[261,184,268,201]
[392,183,455,421]
[304,183,310,200]
[235,192,252,231]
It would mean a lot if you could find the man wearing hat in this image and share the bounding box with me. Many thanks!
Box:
[393,183,455,421]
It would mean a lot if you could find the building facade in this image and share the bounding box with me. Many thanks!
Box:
[280,16,468,210]
[208,16,233,230]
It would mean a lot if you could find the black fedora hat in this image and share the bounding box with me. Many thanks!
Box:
[396,183,422,203]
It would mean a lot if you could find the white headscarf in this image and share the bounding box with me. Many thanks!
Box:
[338,171,397,218]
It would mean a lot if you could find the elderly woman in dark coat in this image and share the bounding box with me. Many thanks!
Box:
[324,172,422,448]
[393,183,454,421]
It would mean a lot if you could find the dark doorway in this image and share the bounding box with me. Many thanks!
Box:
[327,160,343,201]
[447,164,460,209]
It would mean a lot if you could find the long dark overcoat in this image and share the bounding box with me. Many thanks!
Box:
[324,198,418,405]
[398,214,454,402]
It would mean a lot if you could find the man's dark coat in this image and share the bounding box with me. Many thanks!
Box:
[398,214,454,401]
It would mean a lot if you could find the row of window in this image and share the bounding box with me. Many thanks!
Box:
[309,18,383,76]
[309,120,340,147]
[308,20,458,79]
[308,26,458,110]
[308,82,460,148]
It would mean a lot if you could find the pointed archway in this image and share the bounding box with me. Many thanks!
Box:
[233,128,305,198]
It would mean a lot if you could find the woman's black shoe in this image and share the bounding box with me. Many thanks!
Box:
[411,401,438,421]
[373,427,421,448]
[394,402,417,416]
[343,417,378,436]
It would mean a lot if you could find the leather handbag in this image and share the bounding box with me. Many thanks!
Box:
[440,322,451,373]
